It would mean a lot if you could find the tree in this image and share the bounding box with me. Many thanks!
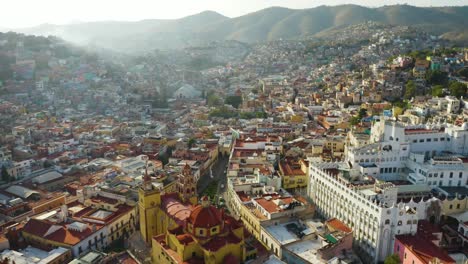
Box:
[449,81,467,98]
[393,106,404,117]
[358,108,368,119]
[431,85,444,97]
[188,138,196,149]
[457,67,468,79]
[225,95,243,109]
[404,80,416,100]
[1,166,10,182]
[350,116,360,125]
[207,94,222,107]
[426,70,448,86]
[384,254,400,264]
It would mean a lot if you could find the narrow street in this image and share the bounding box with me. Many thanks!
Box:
[197,154,229,198]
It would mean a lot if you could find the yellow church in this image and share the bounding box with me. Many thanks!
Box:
[139,164,256,264]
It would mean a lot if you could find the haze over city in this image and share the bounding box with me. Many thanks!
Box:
[1,0,468,28]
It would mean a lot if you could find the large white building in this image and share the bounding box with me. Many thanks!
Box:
[308,161,442,263]
[345,121,468,182]
[315,121,468,263]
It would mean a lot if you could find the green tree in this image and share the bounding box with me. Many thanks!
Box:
[225,95,243,109]
[358,108,368,119]
[426,70,448,86]
[393,106,404,117]
[207,94,222,107]
[457,68,468,79]
[384,254,400,264]
[1,166,10,182]
[404,80,416,100]
[431,85,444,97]
[449,81,467,98]
[350,116,360,125]
[188,138,196,149]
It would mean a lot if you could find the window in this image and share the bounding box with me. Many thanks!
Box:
[199,229,203,235]
[447,138,450,141]
[419,139,424,143]
[405,253,407,259]
[385,219,390,225]
[413,140,417,143]
[440,173,444,178]
[457,204,461,209]
[441,138,445,141]
[460,172,463,178]
[434,138,438,141]
[449,205,453,209]
[450,172,453,178]
[427,138,431,142]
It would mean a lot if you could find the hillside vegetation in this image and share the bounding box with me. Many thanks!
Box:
[4,5,468,52]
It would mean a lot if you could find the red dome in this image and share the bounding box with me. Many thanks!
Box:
[188,204,222,229]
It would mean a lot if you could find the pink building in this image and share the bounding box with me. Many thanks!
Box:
[394,235,455,264]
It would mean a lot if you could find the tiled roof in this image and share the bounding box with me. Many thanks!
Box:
[23,218,52,237]
[396,235,455,264]
[23,218,103,246]
[161,194,192,225]
[326,218,352,233]
[188,204,222,229]
[201,232,241,251]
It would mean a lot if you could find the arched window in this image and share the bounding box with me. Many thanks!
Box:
[385,219,390,225]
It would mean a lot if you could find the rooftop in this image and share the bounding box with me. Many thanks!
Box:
[285,239,323,263]
[264,221,310,245]
[0,246,69,264]
[396,234,455,264]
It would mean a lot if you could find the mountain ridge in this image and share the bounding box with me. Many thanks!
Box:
[3,4,468,52]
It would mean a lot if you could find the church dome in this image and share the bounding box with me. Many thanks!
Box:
[188,197,222,229]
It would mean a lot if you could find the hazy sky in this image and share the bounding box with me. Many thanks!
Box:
[2,0,468,28]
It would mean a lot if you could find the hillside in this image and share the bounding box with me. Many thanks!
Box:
[3,5,468,52]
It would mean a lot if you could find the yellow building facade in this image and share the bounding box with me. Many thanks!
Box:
[139,165,256,263]
[278,159,308,190]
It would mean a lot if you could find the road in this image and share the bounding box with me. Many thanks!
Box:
[197,154,229,198]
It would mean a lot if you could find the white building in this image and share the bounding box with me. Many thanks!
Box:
[405,153,468,187]
[308,161,442,263]
[370,121,468,157]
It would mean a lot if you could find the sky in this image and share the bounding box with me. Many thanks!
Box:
[2,0,468,28]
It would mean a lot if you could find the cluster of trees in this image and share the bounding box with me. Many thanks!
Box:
[186,56,220,71]
[239,111,268,119]
[1,166,11,183]
[225,95,242,108]
[426,70,448,86]
[384,254,400,264]
[0,54,14,82]
[404,80,416,99]
[209,106,238,118]
[350,108,368,125]
[208,106,268,120]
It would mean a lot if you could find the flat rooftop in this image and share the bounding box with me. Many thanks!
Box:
[285,239,323,263]
[264,221,307,245]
